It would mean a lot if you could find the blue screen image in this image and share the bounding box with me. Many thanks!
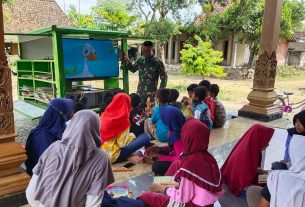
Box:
[62,39,119,79]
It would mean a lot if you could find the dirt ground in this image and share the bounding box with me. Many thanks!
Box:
[12,71,305,116]
[127,72,305,114]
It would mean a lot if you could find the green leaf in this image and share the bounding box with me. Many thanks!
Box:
[180,36,226,78]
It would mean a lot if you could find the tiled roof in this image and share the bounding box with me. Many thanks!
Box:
[3,0,75,33]
[213,0,233,13]
[288,42,305,52]
[194,0,233,25]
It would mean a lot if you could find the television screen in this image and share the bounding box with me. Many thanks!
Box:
[62,39,119,79]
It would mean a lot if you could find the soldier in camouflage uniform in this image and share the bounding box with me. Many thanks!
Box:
[124,41,167,103]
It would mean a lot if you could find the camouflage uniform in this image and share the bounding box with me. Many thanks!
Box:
[126,56,168,103]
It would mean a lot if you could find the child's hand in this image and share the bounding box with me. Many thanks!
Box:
[257,167,268,175]
[149,183,167,193]
[145,107,153,116]
[181,96,190,105]
[160,181,179,189]
[144,146,155,157]
[127,155,144,164]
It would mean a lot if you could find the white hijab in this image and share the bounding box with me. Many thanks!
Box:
[268,134,305,207]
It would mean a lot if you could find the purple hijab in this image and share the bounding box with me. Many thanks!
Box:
[25,98,74,175]
[32,110,114,207]
[159,105,186,147]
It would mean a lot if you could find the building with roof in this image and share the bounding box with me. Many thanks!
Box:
[287,32,305,67]
[3,0,75,56]
[165,0,304,68]
[3,0,75,33]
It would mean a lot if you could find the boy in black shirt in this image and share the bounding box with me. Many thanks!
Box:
[129,93,146,136]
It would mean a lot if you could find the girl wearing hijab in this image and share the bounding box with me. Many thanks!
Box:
[139,119,223,207]
[272,110,305,170]
[146,104,186,176]
[25,98,74,176]
[221,124,275,197]
[26,110,114,207]
[100,93,151,163]
[247,132,305,207]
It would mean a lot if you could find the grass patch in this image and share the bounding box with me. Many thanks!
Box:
[167,83,188,92]
[276,65,305,80]
[218,87,234,101]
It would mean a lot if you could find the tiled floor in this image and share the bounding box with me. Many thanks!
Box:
[113,116,291,184]
[20,116,291,207]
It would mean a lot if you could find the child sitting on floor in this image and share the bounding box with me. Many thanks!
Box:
[181,84,198,119]
[25,98,74,176]
[26,110,114,207]
[247,131,305,207]
[221,124,275,197]
[129,93,146,137]
[139,119,223,207]
[145,102,186,176]
[186,83,198,99]
[210,84,226,128]
[99,92,114,114]
[199,80,215,124]
[170,89,182,110]
[144,89,170,143]
[271,110,305,170]
[191,86,213,129]
[100,93,151,164]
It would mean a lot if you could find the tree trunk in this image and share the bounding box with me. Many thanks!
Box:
[159,43,166,64]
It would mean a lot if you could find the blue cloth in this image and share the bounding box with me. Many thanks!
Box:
[271,161,288,170]
[238,190,247,201]
[101,191,146,207]
[159,105,186,147]
[115,132,151,163]
[193,102,213,129]
[150,106,169,142]
[25,98,74,176]
[283,110,305,166]
[284,133,293,164]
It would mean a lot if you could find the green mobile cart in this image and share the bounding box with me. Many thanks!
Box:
[5,25,131,116]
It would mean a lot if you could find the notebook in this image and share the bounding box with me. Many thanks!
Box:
[153,176,174,184]
[106,185,129,198]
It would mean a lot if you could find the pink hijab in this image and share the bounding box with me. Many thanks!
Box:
[32,110,114,207]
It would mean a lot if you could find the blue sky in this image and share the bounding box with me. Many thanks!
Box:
[55,0,202,21]
[55,0,96,13]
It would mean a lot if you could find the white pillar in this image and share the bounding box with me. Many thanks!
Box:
[154,42,158,57]
[244,45,250,65]
[227,36,233,65]
[138,44,142,58]
[174,37,179,64]
[231,34,238,68]
[168,37,173,64]
[300,52,305,67]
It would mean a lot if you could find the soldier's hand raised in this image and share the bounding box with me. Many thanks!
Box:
[124,52,131,64]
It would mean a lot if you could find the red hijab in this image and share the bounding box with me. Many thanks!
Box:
[175,119,222,193]
[100,93,131,143]
[220,124,275,196]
